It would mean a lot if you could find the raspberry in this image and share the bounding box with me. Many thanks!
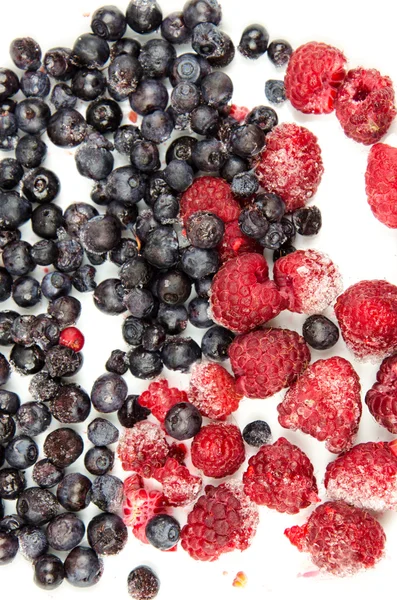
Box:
[123,482,168,544]
[191,423,245,478]
[180,176,240,226]
[209,253,285,334]
[365,143,397,228]
[154,458,202,506]
[365,354,397,433]
[217,220,262,264]
[138,379,188,423]
[229,328,310,399]
[243,437,319,513]
[324,442,397,512]
[59,327,85,352]
[188,362,242,420]
[335,280,397,360]
[168,442,187,464]
[277,357,362,453]
[273,249,342,314]
[335,67,396,145]
[117,421,169,477]
[254,123,324,212]
[285,42,346,114]
[285,500,386,576]
[181,481,259,561]
[229,105,250,122]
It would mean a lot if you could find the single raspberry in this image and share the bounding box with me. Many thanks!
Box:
[285,41,347,114]
[335,279,397,360]
[335,67,396,145]
[209,253,285,334]
[181,481,259,561]
[180,176,240,226]
[229,105,250,122]
[273,249,342,314]
[154,458,202,506]
[277,357,361,453]
[365,354,397,432]
[254,123,324,212]
[59,327,85,352]
[285,500,386,576]
[188,362,242,420]
[117,421,169,477]
[229,328,310,399]
[123,483,168,544]
[365,143,397,228]
[217,220,262,265]
[138,379,188,424]
[191,423,245,478]
[243,437,319,513]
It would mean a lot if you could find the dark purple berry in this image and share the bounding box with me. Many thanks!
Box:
[242,420,272,447]
[164,402,202,440]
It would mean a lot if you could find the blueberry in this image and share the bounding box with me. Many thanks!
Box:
[88,418,119,446]
[124,288,155,319]
[10,315,36,347]
[114,125,141,156]
[183,0,221,29]
[0,390,20,414]
[0,468,26,499]
[129,79,168,116]
[194,275,213,298]
[163,159,193,193]
[201,71,233,108]
[110,238,138,265]
[273,244,296,262]
[73,33,110,68]
[72,265,97,293]
[0,353,10,385]
[238,24,269,59]
[0,98,17,113]
[31,205,64,240]
[239,205,267,239]
[157,270,191,305]
[18,525,48,561]
[0,268,12,302]
[292,206,322,236]
[45,346,82,379]
[75,144,114,181]
[161,338,201,372]
[231,172,259,198]
[41,272,71,300]
[143,226,179,269]
[12,276,41,308]
[118,395,150,428]
[44,47,76,81]
[136,209,159,242]
[0,158,23,190]
[157,304,188,335]
[0,530,19,565]
[0,68,19,102]
[48,295,81,327]
[85,447,115,476]
[50,384,91,424]
[5,435,38,470]
[80,215,122,255]
[16,487,59,525]
[64,546,103,588]
[242,420,272,447]
[256,192,285,222]
[31,240,58,266]
[181,246,219,279]
[106,349,128,375]
[72,68,106,101]
[188,297,214,328]
[10,37,41,70]
[265,79,286,104]
[94,279,127,315]
[0,228,21,249]
[126,0,163,34]
[267,39,293,67]
[108,54,143,100]
[142,324,166,352]
[34,554,65,590]
[231,124,265,159]
[0,190,32,230]
[110,37,141,60]
[119,256,153,288]
[0,413,15,444]
[47,109,87,148]
[122,316,145,346]
[153,192,179,223]
[1,241,31,278]
[302,315,340,350]
[128,348,163,379]
[15,134,46,168]
[32,460,64,489]
[47,513,85,551]
[260,222,287,249]
[0,310,19,345]
[43,428,84,469]
[246,105,278,134]
[91,5,127,40]
[30,314,60,350]
[10,344,45,375]
[90,474,123,513]
[190,104,219,136]
[64,202,98,237]
[57,473,92,512]
[161,11,191,44]
[192,138,226,172]
[106,165,148,204]
[87,512,127,556]
[169,53,211,87]
[280,217,296,241]
[15,402,51,436]
[87,251,107,266]
[171,82,200,114]
[201,325,234,361]
[91,373,128,414]
[145,514,180,550]
[0,514,24,534]
[86,98,123,133]
[141,109,174,144]
[139,39,176,79]
[20,70,50,98]
[164,402,202,440]
[192,23,235,68]
[0,111,17,138]
[127,566,159,600]
[15,99,50,134]
[186,211,224,248]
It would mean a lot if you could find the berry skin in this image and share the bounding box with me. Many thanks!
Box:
[243,437,319,513]
[122,478,168,544]
[154,458,202,507]
[273,249,343,314]
[365,353,397,433]
[210,253,285,334]
[180,176,240,226]
[188,362,242,420]
[117,421,169,477]
[229,328,310,399]
[164,402,202,441]
[138,379,188,424]
[191,423,245,478]
[285,500,385,576]
[365,143,397,228]
[255,123,324,212]
[277,357,361,453]
[335,67,396,145]
[302,314,340,350]
[127,566,160,600]
[217,219,262,264]
[59,327,84,352]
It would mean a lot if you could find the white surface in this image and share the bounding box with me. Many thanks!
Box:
[1,1,397,599]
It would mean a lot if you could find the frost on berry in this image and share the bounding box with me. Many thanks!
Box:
[285,501,386,576]
[117,421,169,477]
[191,423,245,478]
[277,357,361,453]
[365,143,397,228]
[273,249,343,314]
[154,458,202,506]
[180,176,240,226]
[366,354,397,432]
[139,379,188,423]
[188,362,242,420]
[218,220,262,265]
[123,480,168,544]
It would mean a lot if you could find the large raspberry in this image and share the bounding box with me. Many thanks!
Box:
[154,458,202,507]
[335,280,397,360]
[180,176,240,226]
[285,42,346,114]
[117,421,169,477]
[122,479,168,543]
[191,423,245,478]
[277,357,361,453]
[324,442,397,512]
[254,123,324,212]
[365,354,397,432]
[138,379,188,424]
[209,253,285,334]
[188,362,242,420]
[285,501,386,576]
[273,249,342,314]
[229,328,310,399]
[335,67,396,145]
[365,143,397,228]
[243,437,319,514]
[181,481,259,561]
[217,220,262,264]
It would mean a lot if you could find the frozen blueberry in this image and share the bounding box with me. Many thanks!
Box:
[108,54,142,100]
[110,37,141,60]
[15,134,46,168]
[20,70,50,98]
[169,52,210,87]
[302,314,340,350]
[2,241,35,276]
[0,310,19,345]
[153,192,179,223]
[57,473,92,512]
[91,5,127,40]
[143,226,179,269]
[11,314,36,346]
[145,514,180,550]
[127,566,159,600]
[201,325,234,361]
[129,79,168,116]
[44,47,76,81]
[231,172,259,198]
[15,402,51,436]
[31,204,64,240]
[0,514,24,534]
[119,256,152,289]
[16,487,59,525]
[242,420,272,447]
[0,468,26,499]
[164,402,202,440]
[80,215,121,255]
[18,525,48,560]
[292,206,322,236]
[123,288,156,319]
[86,98,122,133]
[31,240,58,266]
[181,246,219,279]
[50,384,91,424]
[0,229,21,250]
[265,79,286,104]
[64,546,103,588]
[0,158,23,190]
[273,243,296,262]
[161,11,191,44]
[46,513,85,551]
[90,474,123,513]
[94,279,127,315]
[87,512,127,556]
[91,373,128,414]
[141,109,174,144]
[47,109,87,148]
[10,37,41,70]
[22,167,60,204]
[260,222,287,250]
[114,125,141,155]
[41,272,71,301]
[188,297,214,328]
[85,447,114,476]
[157,270,191,306]
[0,68,19,102]
[5,435,38,470]
[117,395,150,428]
[106,165,148,204]
[246,105,278,134]
[256,192,285,222]
[163,159,193,192]
[0,269,12,303]
[0,353,10,385]
[238,24,269,59]
[142,323,166,352]
[0,190,32,230]
[110,238,138,265]
[0,389,20,414]
[9,344,45,375]
[45,345,83,378]
[72,33,110,69]
[161,338,201,372]
[267,39,293,67]
[0,530,19,565]
[191,138,226,171]
[126,0,163,34]
[15,98,50,134]
[231,124,265,159]
[34,554,65,590]
[128,348,163,379]
[30,314,60,350]
[72,68,106,101]
[44,428,84,468]
[32,460,64,489]
[88,418,119,446]
[157,304,188,335]
[12,276,41,308]
[48,295,81,327]
[192,23,235,68]
[75,144,114,180]
[183,0,221,29]
[139,39,175,79]
[72,265,97,293]
[106,349,128,375]
[186,211,224,248]
[190,104,219,136]
[0,413,15,444]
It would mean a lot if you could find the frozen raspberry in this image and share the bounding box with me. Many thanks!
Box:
[117,421,169,477]
[181,481,259,561]
[277,357,361,453]
[243,437,319,513]
[273,249,342,314]
[154,458,202,506]
[59,327,85,352]
[210,253,285,334]
[335,67,396,145]
[335,279,397,361]
[180,176,240,226]
[123,482,168,544]
[168,442,187,464]
[191,423,245,478]
[188,362,242,420]
[365,143,397,228]
[254,123,324,212]
[229,105,250,122]
[285,500,386,576]
[229,328,310,399]
[285,42,346,114]
[217,220,262,264]
[123,473,144,494]
[365,353,397,432]
[138,379,188,424]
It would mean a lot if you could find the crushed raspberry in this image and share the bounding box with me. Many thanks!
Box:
[254,123,324,212]
[123,473,144,494]
[181,481,259,561]
[335,279,397,361]
[168,442,187,464]
[285,41,347,114]
[138,379,188,423]
[117,421,169,477]
[188,362,242,420]
[365,354,397,432]
[365,143,397,228]
[277,357,361,453]
[154,458,202,506]
[273,249,342,314]
[229,105,250,122]
[180,176,240,226]
[129,110,138,123]
[285,501,386,576]
[210,253,285,334]
[217,220,262,264]
[123,483,168,543]
[191,423,245,478]
[229,328,310,399]
[243,437,319,514]
[59,327,85,352]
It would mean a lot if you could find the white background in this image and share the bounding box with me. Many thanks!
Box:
[1,1,397,599]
